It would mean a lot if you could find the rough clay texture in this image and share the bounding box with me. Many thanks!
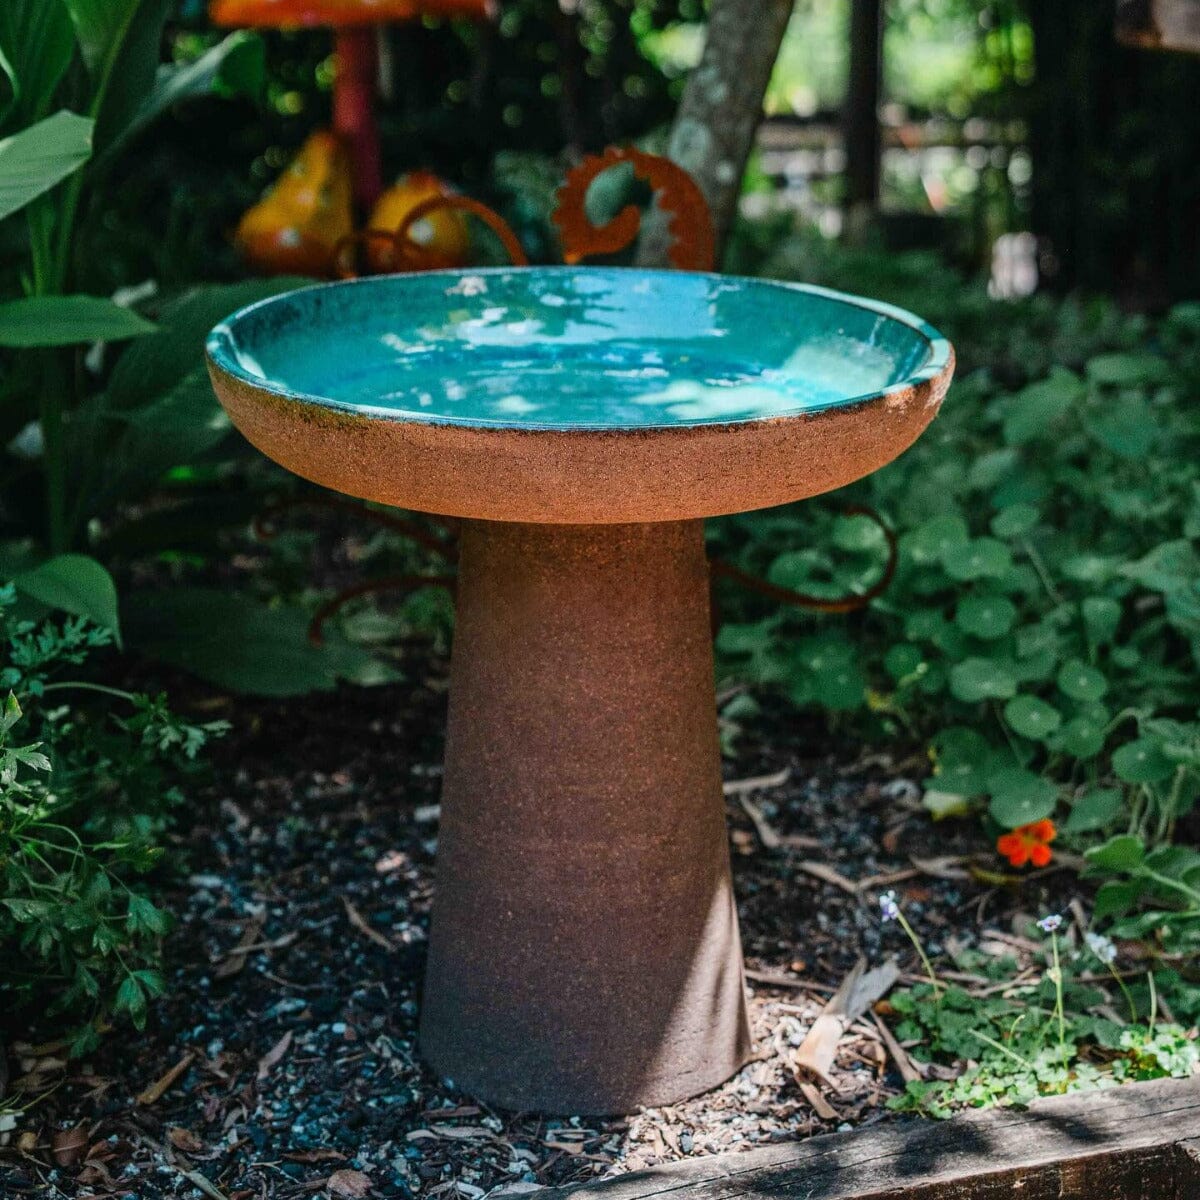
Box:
[420,520,752,1113]
[207,354,953,525]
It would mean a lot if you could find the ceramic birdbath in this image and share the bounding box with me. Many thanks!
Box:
[206,267,954,1115]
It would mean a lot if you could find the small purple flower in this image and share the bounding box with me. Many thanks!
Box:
[879,891,901,923]
[1037,914,1063,934]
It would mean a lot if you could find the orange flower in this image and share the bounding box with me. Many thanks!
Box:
[997,819,1056,869]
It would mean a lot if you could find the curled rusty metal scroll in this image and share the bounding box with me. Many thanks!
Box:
[552,146,716,272]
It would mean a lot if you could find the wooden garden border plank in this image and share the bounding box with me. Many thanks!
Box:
[553,1075,1200,1200]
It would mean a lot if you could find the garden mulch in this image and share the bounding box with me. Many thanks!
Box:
[0,648,1075,1200]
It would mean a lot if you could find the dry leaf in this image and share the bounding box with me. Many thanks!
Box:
[168,1126,205,1154]
[328,1167,373,1197]
[51,1122,88,1167]
[214,912,266,979]
[138,1051,196,1106]
[341,896,396,952]
[257,1030,293,1082]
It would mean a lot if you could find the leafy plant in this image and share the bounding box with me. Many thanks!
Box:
[715,236,1200,950]
[0,583,225,1053]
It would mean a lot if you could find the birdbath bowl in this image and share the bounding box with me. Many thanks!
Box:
[207,267,953,1114]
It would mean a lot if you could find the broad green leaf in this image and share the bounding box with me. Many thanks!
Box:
[0,1,76,129]
[123,588,395,697]
[987,768,1058,828]
[1087,397,1158,459]
[101,30,264,163]
[1066,788,1124,834]
[0,110,93,222]
[1004,695,1062,741]
[832,512,886,553]
[105,278,310,413]
[1112,738,1175,785]
[955,594,1016,640]
[1055,710,1108,759]
[63,0,139,75]
[1056,659,1108,702]
[1093,879,1144,920]
[949,656,1017,702]
[14,553,121,644]
[884,643,923,682]
[1086,834,1146,874]
[0,295,155,347]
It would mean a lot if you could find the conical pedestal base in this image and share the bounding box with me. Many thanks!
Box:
[419,519,751,1114]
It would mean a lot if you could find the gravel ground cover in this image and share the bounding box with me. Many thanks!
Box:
[0,652,1065,1200]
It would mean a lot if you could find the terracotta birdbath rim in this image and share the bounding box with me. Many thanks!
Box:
[207,266,952,432]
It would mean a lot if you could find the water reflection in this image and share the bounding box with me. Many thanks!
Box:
[215,268,941,429]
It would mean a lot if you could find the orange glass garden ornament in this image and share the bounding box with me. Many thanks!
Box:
[365,172,471,272]
[211,0,494,209]
[997,819,1057,869]
[233,130,354,275]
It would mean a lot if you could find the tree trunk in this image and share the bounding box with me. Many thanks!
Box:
[843,0,884,241]
[637,0,794,267]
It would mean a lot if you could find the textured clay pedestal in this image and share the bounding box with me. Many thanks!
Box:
[422,520,750,1111]
[207,267,953,1114]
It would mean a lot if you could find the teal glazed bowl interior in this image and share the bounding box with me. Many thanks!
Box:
[207,267,950,430]
[206,267,954,524]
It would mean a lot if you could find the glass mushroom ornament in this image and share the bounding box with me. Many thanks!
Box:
[207,266,954,1114]
[213,0,491,271]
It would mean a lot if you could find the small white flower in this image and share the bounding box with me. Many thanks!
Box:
[1086,931,1117,964]
[879,891,901,923]
[1037,914,1063,934]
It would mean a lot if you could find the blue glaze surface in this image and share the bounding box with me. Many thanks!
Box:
[207,268,951,430]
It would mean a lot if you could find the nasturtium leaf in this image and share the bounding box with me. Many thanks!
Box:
[1085,835,1146,873]
[949,656,1017,702]
[1088,397,1158,459]
[715,620,775,657]
[884,643,923,682]
[1001,367,1082,444]
[955,594,1017,640]
[1112,738,1175,784]
[1056,659,1108,702]
[1061,555,1120,585]
[1055,710,1108,759]
[905,514,969,566]
[1085,353,1171,388]
[967,447,1017,490]
[1066,788,1124,833]
[1081,596,1122,647]
[990,503,1040,539]
[943,538,1012,582]
[1144,846,1200,882]
[1004,695,1062,740]
[933,726,992,796]
[1123,541,1200,594]
[832,513,885,553]
[987,768,1059,828]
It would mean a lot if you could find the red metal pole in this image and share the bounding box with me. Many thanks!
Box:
[333,26,383,210]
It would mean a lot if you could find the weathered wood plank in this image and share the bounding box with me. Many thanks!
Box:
[555,1076,1200,1200]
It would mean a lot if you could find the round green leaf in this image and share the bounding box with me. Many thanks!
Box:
[1056,659,1109,702]
[987,769,1059,828]
[933,726,993,795]
[832,513,885,553]
[906,514,969,565]
[1055,709,1109,759]
[990,504,1040,539]
[956,595,1017,640]
[1081,597,1121,647]
[1004,695,1062,741]
[1066,788,1124,833]
[884,643,924,682]
[943,538,1013,582]
[949,657,1017,702]
[1112,738,1175,784]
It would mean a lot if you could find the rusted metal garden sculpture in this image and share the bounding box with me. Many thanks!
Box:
[206,152,953,1113]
